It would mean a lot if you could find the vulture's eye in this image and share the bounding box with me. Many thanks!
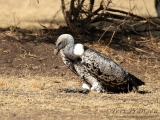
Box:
[58,42,61,46]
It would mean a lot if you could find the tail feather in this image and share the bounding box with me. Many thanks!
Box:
[129,79,138,91]
[128,73,145,92]
[128,73,145,85]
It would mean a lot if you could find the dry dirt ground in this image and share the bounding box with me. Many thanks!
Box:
[0,27,160,120]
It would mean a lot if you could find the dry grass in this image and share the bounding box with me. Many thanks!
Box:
[0,76,159,120]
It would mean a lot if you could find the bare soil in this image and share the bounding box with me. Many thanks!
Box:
[0,27,160,120]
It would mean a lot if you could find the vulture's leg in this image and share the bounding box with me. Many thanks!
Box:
[75,66,107,93]
[81,74,106,93]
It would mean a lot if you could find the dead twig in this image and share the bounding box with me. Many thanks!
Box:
[38,19,48,30]
[98,24,112,43]
[107,30,115,47]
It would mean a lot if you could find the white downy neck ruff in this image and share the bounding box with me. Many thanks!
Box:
[73,43,84,56]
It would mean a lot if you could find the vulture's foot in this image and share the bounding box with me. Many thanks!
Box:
[91,83,106,93]
[59,87,90,94]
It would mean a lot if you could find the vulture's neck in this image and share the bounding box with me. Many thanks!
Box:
[64,43,84,60]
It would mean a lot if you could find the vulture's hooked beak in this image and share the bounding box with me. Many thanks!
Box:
[54,48,59,55]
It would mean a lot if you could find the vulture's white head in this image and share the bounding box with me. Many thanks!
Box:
[54,34,84,57]
[54,34,74,55]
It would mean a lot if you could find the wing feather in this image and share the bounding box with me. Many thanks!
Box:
[81,46,128,86]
